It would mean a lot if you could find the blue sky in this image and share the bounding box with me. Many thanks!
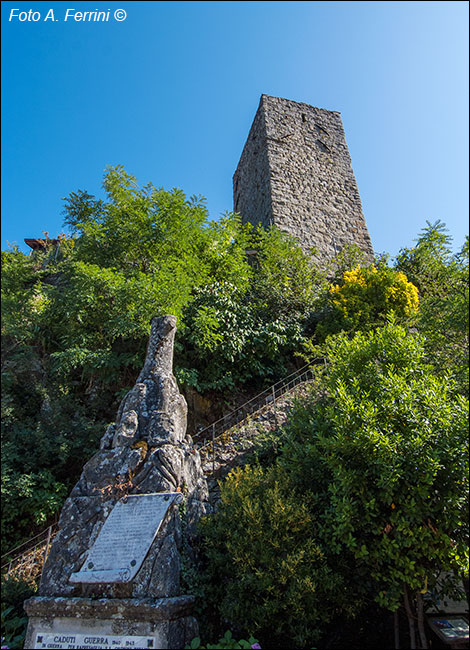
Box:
[1,1,468,259]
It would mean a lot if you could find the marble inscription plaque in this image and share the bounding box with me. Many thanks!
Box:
[34,632,155,648]
[69,493,182,584]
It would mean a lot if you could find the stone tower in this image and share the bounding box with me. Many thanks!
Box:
[233,94,374,264]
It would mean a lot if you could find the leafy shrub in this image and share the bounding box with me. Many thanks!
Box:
[317,263,419,338]
[198,319,468,648]
[0,576,36,650]
[186,630,261,649]
[177,283,306,391]
[1,384,102,547]
[199,464,361,648]
[281,319,469,646]
[1,606,27,650]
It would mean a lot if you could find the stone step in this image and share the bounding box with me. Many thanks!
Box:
[199,380,314,505]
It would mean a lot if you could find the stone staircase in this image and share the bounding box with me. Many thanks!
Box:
[197,379,314,507]
[2,364,320,581]
[1,524,57,583]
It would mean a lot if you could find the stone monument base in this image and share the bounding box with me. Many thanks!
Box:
[24,596,198,649]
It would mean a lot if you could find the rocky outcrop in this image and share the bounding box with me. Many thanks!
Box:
[39,315,209,599]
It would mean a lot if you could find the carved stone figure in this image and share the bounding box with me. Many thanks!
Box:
[39,315,209,600]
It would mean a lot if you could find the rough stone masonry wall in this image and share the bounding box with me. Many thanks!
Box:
[233,99,272,229]
[199,379,314,509]
[233,95,374,265]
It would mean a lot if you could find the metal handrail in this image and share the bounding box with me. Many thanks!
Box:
[1,523,58,561]
[2,360,325,572]
[194,359,324,450]
[1,524,57,577]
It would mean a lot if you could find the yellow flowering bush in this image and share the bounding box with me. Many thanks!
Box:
[320,264,419,336]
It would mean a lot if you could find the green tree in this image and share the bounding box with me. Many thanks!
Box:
[2,166,221,547]
[176,226,320,391]
[199,320,468,648]
[247,225,322,319]
[395,221,469,394]
[1,166,321,550]
[282,320,468,647]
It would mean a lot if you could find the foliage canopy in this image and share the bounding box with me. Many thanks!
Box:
[1,166,320,548]
[200,320,468,647]
[1,167,468,649]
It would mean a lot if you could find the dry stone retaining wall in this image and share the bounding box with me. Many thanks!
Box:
[199,380,314,508]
